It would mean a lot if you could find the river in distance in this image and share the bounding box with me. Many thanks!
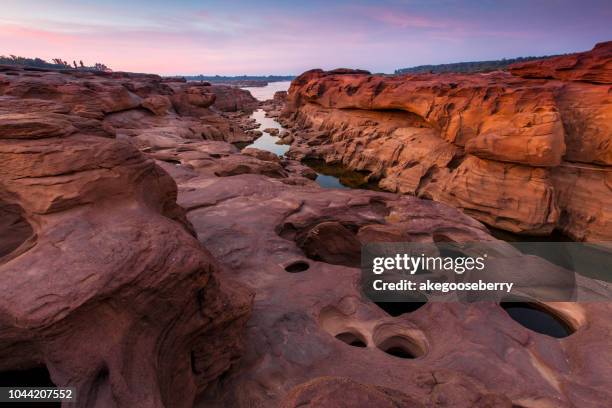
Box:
[241,81,351,189]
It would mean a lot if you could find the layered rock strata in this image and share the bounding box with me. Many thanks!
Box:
[0,66,253,407]
[281,42,612,241]
[1,63,611,408]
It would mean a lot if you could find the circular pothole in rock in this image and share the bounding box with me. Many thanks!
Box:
[296,221,362,267]
[318,304,371,349]
[285,260,310,273]
[373,324,427,360]
[374,292,428,317]
[335,331,367,348]
[500,301,574,338]
[376,335,424,359]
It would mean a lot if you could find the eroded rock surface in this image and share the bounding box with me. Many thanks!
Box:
[209,84,259,112]
[1,62,611,408]
[280,41,612,240]
[180,169,612,408]
[509,41,612,84]
[280,377,427,408]
[0,67,253,407]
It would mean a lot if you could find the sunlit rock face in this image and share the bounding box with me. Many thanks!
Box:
[281,42,612,241]
[509,41,612,84]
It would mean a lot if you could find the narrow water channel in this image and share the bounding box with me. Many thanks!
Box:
[241,82,354,189]
[244,109,289,157]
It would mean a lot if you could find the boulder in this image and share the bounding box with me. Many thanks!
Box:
[209,85,258,112]
[242,147,280,162]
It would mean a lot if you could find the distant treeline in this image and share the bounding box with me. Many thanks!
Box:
[182,74,295,82]
[0,55,111,72]
[394,54,565,74]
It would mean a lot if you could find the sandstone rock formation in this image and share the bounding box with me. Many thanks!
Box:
[280,377,427,408]
[281,41,612,241]
[175,161,611,408]
[0,66,253,407]
[510,41,612,84]
[1,60,611,408]
[208,84,258,112]
[263,127,280,136]
[144,124,610,408]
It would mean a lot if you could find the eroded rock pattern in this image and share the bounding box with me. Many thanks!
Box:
[0,66,253,407]
[208,85,259,112]
[1,59,611,408]
[280,41,612,241]
[180,169,611,408]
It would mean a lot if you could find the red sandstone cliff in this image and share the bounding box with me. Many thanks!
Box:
[281,41,612,241]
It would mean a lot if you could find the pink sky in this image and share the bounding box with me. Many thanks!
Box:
[1,0,610,75]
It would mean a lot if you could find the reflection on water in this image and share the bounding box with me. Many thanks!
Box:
[303,159,380,190]
[315,174,347,189]
[500,302,572,338]
[240,81,377,190]
[242,81,292,101]
[243,110,289,156]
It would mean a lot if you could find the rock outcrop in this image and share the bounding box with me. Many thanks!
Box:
[182,164,611,408]
[509,41,612,84]
[0,66,253,407]
[280,377,427,408]
[281,41,612,241]
[209,84,259,112]
[1,60,611,408]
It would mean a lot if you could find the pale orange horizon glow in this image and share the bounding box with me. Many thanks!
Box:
[1,0,610,75]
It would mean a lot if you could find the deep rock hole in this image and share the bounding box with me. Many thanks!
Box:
[294,221,362,267]
[500,302,574,338]
[373,290,428,317]
[376,335,423,359]
[285,261,310,273]
[374,300,427,317]
[384,347,416,359]
[335,332,367,348]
